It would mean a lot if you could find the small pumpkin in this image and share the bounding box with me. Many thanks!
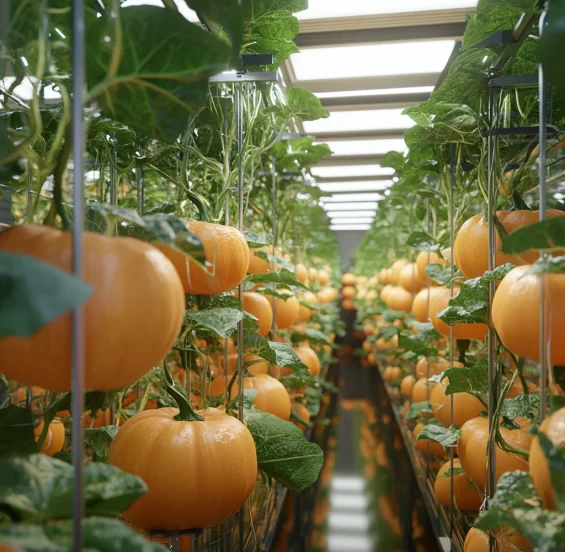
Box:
[34,419,65,456]
[293,346,321,376]
[242,292,273,336]
[275,291,300,329]
[0,225,184,391]
[110,407,257,531]
[155,221,249,295]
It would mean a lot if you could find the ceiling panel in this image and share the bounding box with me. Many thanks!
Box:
[304,109,414,134]
[324,139,407,156]
[318,181,393,193]
[312,165,395,178]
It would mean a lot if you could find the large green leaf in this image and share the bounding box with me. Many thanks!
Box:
[186,308,245,338]
[539,1,565,96]
[437,277,489,326]
[0,518,166,551]
[501,218,565,255]
[245,268,308,289]
[406,231,445,253]
[244,334,308,372]
[443,361,489,397]
[284,88,329,122]
[537,432,565,512]
[86,6,231,142]
[0,406,37,456]
[291,328,335,348]
[243,404,323,492]
[0,455,147,522]
[417,424,461,446]
[0,252,92,338]
[500,394,539,420]
[85,426,119,463]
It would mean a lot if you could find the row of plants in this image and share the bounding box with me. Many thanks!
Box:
[0,1,345,550]
[350,0,565,550]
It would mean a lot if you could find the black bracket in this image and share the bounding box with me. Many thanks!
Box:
[241,54,274,67]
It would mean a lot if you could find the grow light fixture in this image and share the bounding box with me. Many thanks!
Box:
[303,109,414,134]
[323,139,407,156]
[328,512,370,531]
[311,165,395,178]
[121,0,198,21]
[323,202,378,211]
[322,193,382,202]
[315,86,435,99]
[318,181,393,193]
[327,211,375,219]
[331,477,366,492]
[328,218,374,225]
[291,40,456,81]
[298,0,477,19]
[330,223,371,231]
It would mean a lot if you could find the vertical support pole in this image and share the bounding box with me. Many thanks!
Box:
[486,85,498,552]
[425,199,431,474]
[71,0,86,550]
[235,84,245,551]
[136,167,144,215]
[448,144,456,538]
[270,157,277,343]
[538,4,549,422]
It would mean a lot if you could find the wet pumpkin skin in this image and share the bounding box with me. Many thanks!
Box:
[0,224,184,391]
[109,407,257,531]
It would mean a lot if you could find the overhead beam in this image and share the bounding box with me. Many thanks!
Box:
[312,129,407,142]
[313,175,394,184]
[296,22,466,48]
[318,155,387,166]
[292,73,440,94]
[321,92,429,111]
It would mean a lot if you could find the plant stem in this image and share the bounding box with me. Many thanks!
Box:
[162,360,203,422]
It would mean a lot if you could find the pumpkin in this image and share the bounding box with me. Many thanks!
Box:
[295,263,308,283]
[242,292,273,336]
[430,376,484,428]
[155,221,249,295]
[0,225,184,391]
[208,374,291,420]
[464,528,533,552]
[308,267,318,283]
[434,458,482,511]
[386,286,413,312]
[293,346,321,376]
[454,210,565,279]
[399,262,426,293]
[298,291,318,322]
[274,291,300,329]
[318,269,330,286]
[411,288,430,323]
[248,246,273,275]
[34,419,65,456]
[110,407,257,531]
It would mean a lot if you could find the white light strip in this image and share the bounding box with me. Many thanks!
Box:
[331,477,366,492]
[322,193,382,202]
[315,86,435,99]
[304,109,414,134]
[324,139,407,156]
[328,513,370,531]
[312,165,395,178]
[331,224,371,231]
[327,211,375,219]
[330,492,369,510]
[329,217,374,224]
[121,0,198,20]
[324,202,377,211]
[318,181,393,193]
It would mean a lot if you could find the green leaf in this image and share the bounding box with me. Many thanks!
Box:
[437,277,489,326]
[398,334,438,358]
[245,268,307,290]
[425,263,454,285]
[537,432,565,512]
[186,308,245,338]
[243,404,323,492]
[379,326,398,341]
[406,231,444,253]
[84,426,119,463]
[380,151,405,172]
[443,361,489,396]
[268,342,308,372]
[0,455,147,522]
[0,252,93,338]
[284,88,329,122]
[406,401,433,421]
[500,394,539,420]
[291,328,335,348]
[523,256,565,276]
[86,6,231,142]
[243,231,272,248]
[482,263,516,281]
[417,424,461,447]
[501,218,565,255]
[0,517,167,551]
[0,405,37,456]
[539,0,565,96]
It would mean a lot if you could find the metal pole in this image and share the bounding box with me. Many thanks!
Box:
[235,84,245,551]
[71,0,86,550]
[270,157,277,344]
[136,167,144,215]
[538,4,549,422]
[448,144,455,538]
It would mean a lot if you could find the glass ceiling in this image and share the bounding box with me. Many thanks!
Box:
[304,108,414,134]
[315,86,435,99]
[298,0,477,20]
[312,165,395,178]
[324,139,407,156]
[291,41,456,81]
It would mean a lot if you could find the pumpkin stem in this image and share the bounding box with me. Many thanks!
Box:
[456,340,470,364]
[162,361,204,422]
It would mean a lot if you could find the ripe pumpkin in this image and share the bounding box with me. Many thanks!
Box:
[155,221,249,295]
[293,346,321,377]
[110,407,257,530]
[429,286,488,340]
[383,366,403,382]
[308,267,318,283]
[34,419,65,456]
[416,249,450,283]
[84,409,113,429]
[342,273,356,286]
[434,458,482,511]
[413,422,446,456]
[295,263,308,283]
[317,287,338,303]
[430,377,484,428]
[293,402,311,430]
[389,259,408,285]
[411,288,430,322]
[386,286,413,312]
[380,284,393,303]
[399,262,426,293]
[248,246,273,275]
[400,375,416,397]
[492,266,565,365]
[378,268,389,284]
[342,298,355,311]
[412,378,433,417]
[464,528,533,552]
[318,269,330,286]
[0,225,184,391]
[209,374,291,420]
[242,292,273,336]
[342,285,356,299]
[275,291,300,329]
[455,210,565,279]
[416,357,463,379]
[244,354,273,376]
[530,406,565,509]
[458,417,533,491]
[298,291,318,322]
[367,352,377,366]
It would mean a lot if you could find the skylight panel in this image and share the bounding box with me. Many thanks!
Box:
[324,139,407,156]
[312,165,395,178]
[303,109,414,134]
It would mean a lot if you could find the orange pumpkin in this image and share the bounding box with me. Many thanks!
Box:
[155,221,249,295]
[293,346,321,376]
[248,246,273,275]
[295,263,308,283]
[34,419,65,456]
[399,262,426,293]
[298,291,318,322]
[208,374,291,420]
[110,407,257,531]
[454,210,565,279]
[275,291,300,329]
[0,225,184,391]
[242,292,273,336]
[386,286,413,312]
[411,288,430,323]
